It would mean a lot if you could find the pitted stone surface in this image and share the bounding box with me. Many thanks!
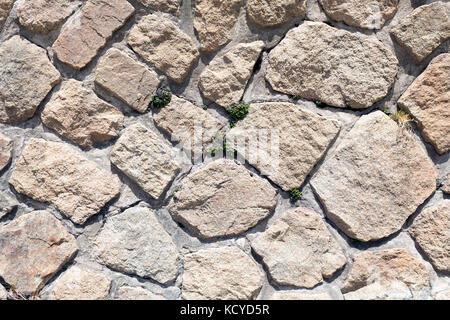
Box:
[0,134,12,171]
[0,192,17,219]
[444,173,450,194]
[0,0,15,29]
[136,0,182,15]
[266,22,398,109]
[247,0,306,28]
[271,291,333,300]
[117,286,166,300]
[0,284,6,300]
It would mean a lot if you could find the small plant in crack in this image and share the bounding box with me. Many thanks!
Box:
[228,103,249,128]
[383,107,390,115]
[202,105,208,110]
[289,188,302,201]
[292,95,301,101]
[390,109,414,131]
[315,100,322,106]
[151,88,172,109]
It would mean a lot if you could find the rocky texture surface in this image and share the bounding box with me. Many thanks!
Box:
[95,48,160,113]
[182,246,263,300]
[199,41,264,109]
[49,265,110,300]
[271,291,333,300]
[343,281,413,300]
[0,133,12,171]
[409,200,450,273]
[320,0,398,29]
[250,208,346,288]
[0,210,78,295]
[227,102,341,191]
[117,286,166,300]
[9,138,121,224]
[136,0,182,15]
[398,53,450,155]
[128,14,199,84]
[444,173,450,194]
[52,0,135,69]
[0,0,15,29]
[0,36,60,123]
[0,284,6,300]
[266,22,398,109]
[247,0,306,28]
[110,123,180,199]
[0,192,16,219]
[311,111,436,242]
[41,79,124,149]
[168,159,277,239]
[390,1,450,63]
[92,206,179,284]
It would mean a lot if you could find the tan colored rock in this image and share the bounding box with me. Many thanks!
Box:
[271,291,333,300]
[153,95,224,160]
[390,1,450,63]
[168,159,277,239]
[342,249,430,299]
[435,289,450,300]
[0,192,17,219]
[398,53,450,155]
[0,134,12,171]
[0,0,15,29]
[409,200,450,273]
[266,22,398,109]
[310,111,436,242]
[444,173,450,194]
[49,265,110,300]
[0,284,6,300]
[0,210,78,295]
[247,0,306,27]
[136,0,182,15]
[227,102,341,191]
[182,246,263,300]
[41,80,124,149]
[199,41,264,109]
[9,138,121,225]
[17,0,80,34]
[117,286,166,300]
[92,206,179,284]
[110,123,180,199]
[52,0,135,69]
[95,48,160,113]
[194,0,243,52]
[0,36,61,123]
[128,15,199,84]
[320,0,398,30]
[251,208,346,288]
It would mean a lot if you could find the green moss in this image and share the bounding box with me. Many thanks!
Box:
[228,103,249,127]
[151,88,172,108]
[292,95,301,101]
[289,188,302,201]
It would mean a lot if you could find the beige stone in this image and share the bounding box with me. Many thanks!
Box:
[310,111,436,242]
[227,102,341,191]
[270,291,333,300]
[0,134,12,171]
[250,208,346,288]
[17,0,80,34]
[0,192,17,219]
[247,0,306,27]
[0,284,6,300]
[199,41,264,109]
[0,36,61,123]
[49,265,110,300]
[52,0,135,69]
[0,210,78,295]
[136,0,182,15]
[266,22,398,109]
[444,173,450,194]
[398,53,450,155]
[92,206,179,284]
[343,281,413,300]
[153,95,224,160]
[194,0,243,52]
[182,246,263,300]
[0,0,15,29]
[128,15,199,84]
[110,123,180,199]
[9,138,121,224]
[435,289,450,300]
[42,79,124,149]
[391,1,450,63]
[95,48,160,113]
[168,159,277,239]
[117,286,166,300]
[320,0,398,29]
[409,200,450,273]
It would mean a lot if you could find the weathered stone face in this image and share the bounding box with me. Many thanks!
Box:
[193,0,243,52]
[95,48,160,113]
[168,159,277,239]
[0,36,61,123]
[398,53,450,155]
[135,0,182,15]
[247,0,306,28]
[9,138,121,224]
[342,249,430,299]
[0,192,17,219]
[52,0,135,70]
[199,41,264,109]
[41,79,124,149]
[444,173,450,195]
[110,123,180,199]
[310,111,436,242]
[92,206,179,285]
[320,0,398,30]
[182,246,263,300]
[128,15,199,84]
[49,265,110,300]
[409,200,450,273]
[270,291,333,300]
[0,0,15,29]
[0,284,6,300]
[117,286,166,300]
[390,1,450,63]
[0,134,12,171]
[0,210,78,295]
[266,22,398,109]
[227,102,341,191]
[17,0,80,34]
[250,207,346,288]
